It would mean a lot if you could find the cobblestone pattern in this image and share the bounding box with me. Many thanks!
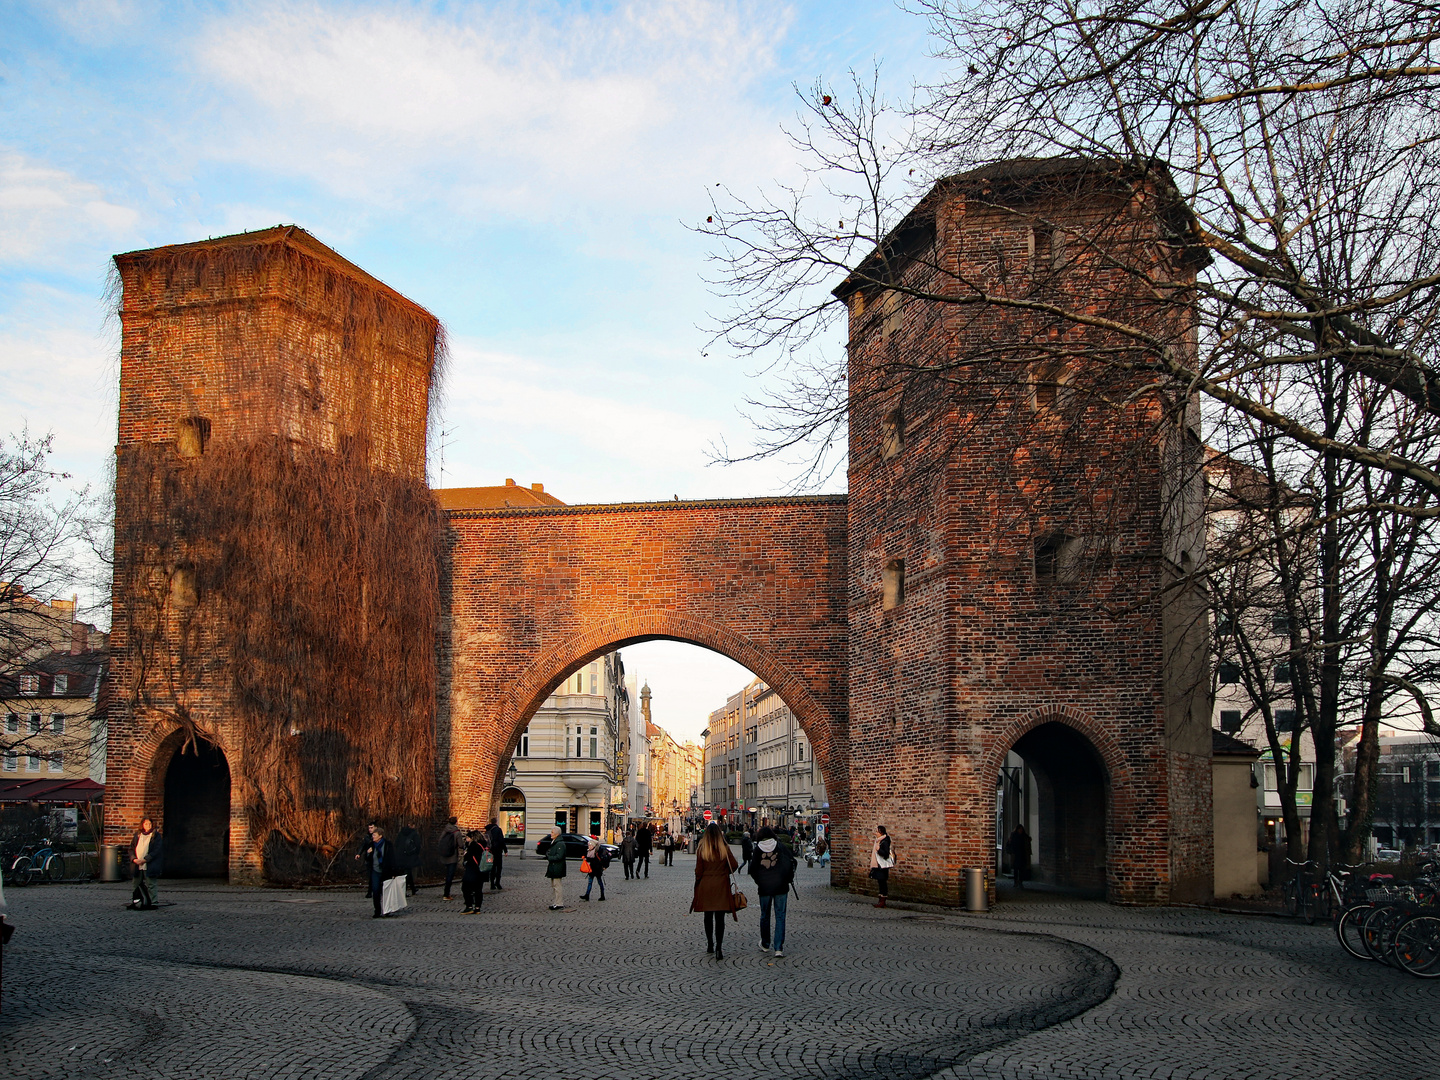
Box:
[4,855,1435,1079]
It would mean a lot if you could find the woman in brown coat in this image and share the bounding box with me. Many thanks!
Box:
[691,822,739,959]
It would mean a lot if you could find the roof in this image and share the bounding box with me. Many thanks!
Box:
[0,649,108,700]
[433,481,566,510]
[1213,729,1262,757]
[834,155,1209,300]
[0,777,104,804]
[113,225,437,325]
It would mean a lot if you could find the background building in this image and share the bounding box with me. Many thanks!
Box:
[703,677,826,831]
[504,651,630,845]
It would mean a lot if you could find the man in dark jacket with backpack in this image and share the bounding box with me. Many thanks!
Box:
[747,826,797,957]
[485,817,507,890]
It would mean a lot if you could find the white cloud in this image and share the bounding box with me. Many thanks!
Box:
[434,336,793,500]
[0,151,141,270]
[191,0,797,217]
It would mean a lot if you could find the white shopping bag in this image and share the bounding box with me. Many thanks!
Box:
[381,875,407,915]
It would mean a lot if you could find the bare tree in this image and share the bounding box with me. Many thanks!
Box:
[704,0,1440,868]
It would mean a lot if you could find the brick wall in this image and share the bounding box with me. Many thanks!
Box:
[440,497,852,883]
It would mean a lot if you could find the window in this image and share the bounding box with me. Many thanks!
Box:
[4,714,15,733]
[576,736,582,758]
[18,673,38,696]
[1274,663,1291,685]
[52,673,68,694]
[171,566,198,610]
[518,732,529,757]
[576,674,583,693]
[590,671,598,695]
[880,289,902,341]
[51,714,64,734]
[28,714,40,735]
[1428,761,1439,779]
[3,751,14,771]
[1219,710,1242,733]
[1218,663,1241,684]
[589,737,597,759]
[881,407,903,460]
[26,754,40,773]
[883,558,905,610]
[1031,360,1072,412]
[1216,616,1233,636]
[175,416,211,458]
[797,744,805,761]
[1272,613,1290,635]
[1275,709,1297,732]
[1035,534,1086,585]
[47,751,62,773]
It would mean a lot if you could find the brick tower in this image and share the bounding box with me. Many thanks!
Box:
[838,160,1213,903]
[105,227,443,883]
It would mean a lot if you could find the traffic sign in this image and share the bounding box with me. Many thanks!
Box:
[703,809,712,821]
[820,813,830,823]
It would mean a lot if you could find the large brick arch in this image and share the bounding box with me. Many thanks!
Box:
[440,496,851,880]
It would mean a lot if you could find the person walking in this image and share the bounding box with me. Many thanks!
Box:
[869,825,895,907]
[620,827,636,879]
[1006,823,1032,889]
[397,823,422,895]
[127,817,164,910]
[486,817,508,890]
[662,830,676,866]
[358,823,399,918]
[580,836,607,901]
[544,825,567,910]
[461,829,488,913]
[635,823,652,878]
[747,826,796,956]
[439,816,463,900]
[740,828,753,865]
[691,822,739,960]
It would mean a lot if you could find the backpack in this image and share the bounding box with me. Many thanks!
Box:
[596,846,612,870]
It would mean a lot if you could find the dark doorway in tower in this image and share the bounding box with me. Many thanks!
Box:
[163,738,231,877]
[998,723,1107,897]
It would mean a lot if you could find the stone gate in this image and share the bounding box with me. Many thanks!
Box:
[104,159,1215,904]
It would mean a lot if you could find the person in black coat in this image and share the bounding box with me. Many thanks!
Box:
[358,824,399,918]
[747,826,797,956]
[128,817,164,910]
[396,824,422,895]
[635,824,652,878]
[1006,824,1032,889]
[485,817,508,890]
[461,830,488,913]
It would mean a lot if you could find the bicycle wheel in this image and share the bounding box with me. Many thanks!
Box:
[1336,903,1374,961]
[1393,915,1440,978]
[43,852,67,882]
[1361,904,1400,962]
[9,855,34,886]
[1283,878,1300,918]
[1303,882,1320,925]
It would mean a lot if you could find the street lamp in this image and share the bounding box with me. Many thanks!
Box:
[506,760,518,790]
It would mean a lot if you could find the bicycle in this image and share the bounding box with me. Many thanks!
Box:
[1282,859,1323,924]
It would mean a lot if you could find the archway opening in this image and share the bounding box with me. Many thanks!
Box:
[162,737,231,877]
[496,638,834,860]
[999,722,1107,896]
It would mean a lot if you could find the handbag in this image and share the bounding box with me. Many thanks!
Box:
[730,882,748,914]
[381,875,408,915]
[580,857,592,875]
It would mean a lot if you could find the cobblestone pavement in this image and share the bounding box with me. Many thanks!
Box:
[0,853,1434,1079]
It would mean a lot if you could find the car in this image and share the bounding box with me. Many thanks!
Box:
[533,833,621,862]
[1375,847,1403,862]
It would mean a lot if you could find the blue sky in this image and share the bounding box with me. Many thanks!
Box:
[0,0,939,738]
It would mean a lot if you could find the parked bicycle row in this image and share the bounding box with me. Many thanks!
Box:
[1288,858,1440,979]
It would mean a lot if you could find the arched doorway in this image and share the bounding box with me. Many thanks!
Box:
[1000,722,1108,896]
[163,738,231,877]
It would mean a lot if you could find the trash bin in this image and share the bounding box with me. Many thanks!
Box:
[99,843,121,882]
[964,867,989,912]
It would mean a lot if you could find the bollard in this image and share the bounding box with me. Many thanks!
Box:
[964,867,989,912]
[99,843,120,882]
